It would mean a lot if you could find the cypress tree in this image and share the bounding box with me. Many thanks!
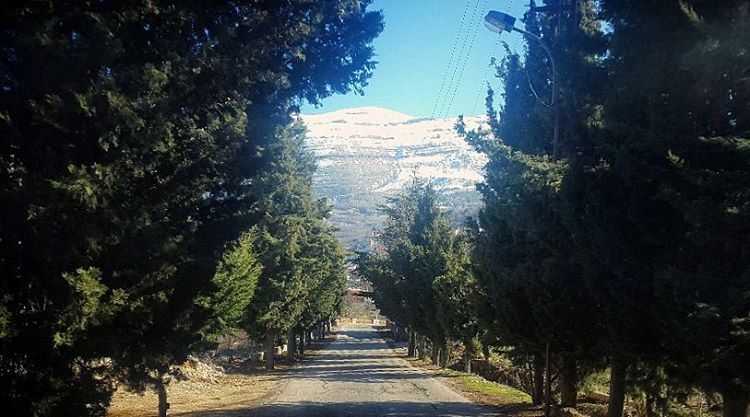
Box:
[432,229,481,372]
[462,0,607,405]
[562,2,750,417]
[0,1,383,415]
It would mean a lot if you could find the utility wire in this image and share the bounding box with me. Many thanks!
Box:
[429,0,473,119]
[470,0,516,115]
[434,0,483,119]
[471,37,502,115]
[442,0,488,118]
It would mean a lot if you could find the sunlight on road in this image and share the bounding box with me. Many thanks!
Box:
[248,324,497,417]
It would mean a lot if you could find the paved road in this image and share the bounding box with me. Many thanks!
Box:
[249,324,497,417]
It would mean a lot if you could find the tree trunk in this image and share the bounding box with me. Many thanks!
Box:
[325,321,331,333]
[608,357,627,417]
[544,343,552,417]
[646,393,657,417]
[722,386,749,417]
[299,329,306,356]
[482,343,491,360]
[463,354,471,373]
[286,327,297,362]
[264,331,275,370]
[533,353,544,406]
[559,355,578,408]
[431,340,440,365]
[417,334,426,360]
[156,374,169,417]
[439,339,449,369]
[408,330,416,357]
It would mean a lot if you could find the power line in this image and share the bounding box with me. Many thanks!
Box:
[434,0,483,119]
[442,0,488,118]
[429,0,474,119]
[471,37,502,115]
[470,0,516,115]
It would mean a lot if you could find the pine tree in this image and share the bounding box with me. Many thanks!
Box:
[461,0,607,403]
[198,230,263,340]
[0,1,383,415]
[432,230,481,372]
[563,2,750,417]
[295,220,348,356]
[244,122,338,369]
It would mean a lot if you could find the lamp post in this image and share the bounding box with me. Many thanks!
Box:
[484,11,561,160]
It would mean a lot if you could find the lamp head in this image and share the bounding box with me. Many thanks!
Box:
[484,11,516,34]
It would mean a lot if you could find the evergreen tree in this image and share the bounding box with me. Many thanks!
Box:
[461,0,607,404]
[0,1,382,415]
[564,2,750,416]
[402,186,455,367]
[362,181,475,368]
[432,230,481,372]
[198,230,263,340]
[295,221,348,356]
[244,122,337,369]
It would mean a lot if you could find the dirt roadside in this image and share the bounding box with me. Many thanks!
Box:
[107,366,283,417]
[107,333,339,417]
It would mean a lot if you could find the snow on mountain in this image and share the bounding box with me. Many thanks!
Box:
[300,106,487,251]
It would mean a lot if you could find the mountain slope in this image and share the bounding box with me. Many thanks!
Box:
[301,107,486,251]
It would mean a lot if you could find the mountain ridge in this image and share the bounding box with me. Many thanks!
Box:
[301,107,487,252]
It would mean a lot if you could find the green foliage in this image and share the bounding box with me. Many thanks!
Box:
[432,232,480,353]
[461,106,604,378]
[463,0,750,415]
[297,226,348,332]
[356,252,406,324]
[360,180,482,362]
[460,4,609,385]
[245,122,345,343]
[54,267,126,348]
[438,369,533,404]
[569,0,750,406]
[198,230,262,339]
[0,1,382,415]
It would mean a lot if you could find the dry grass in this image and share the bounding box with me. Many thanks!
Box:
[107,359,292,417]
[107,332,341,417]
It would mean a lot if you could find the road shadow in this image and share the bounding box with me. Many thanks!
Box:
[175,400,500,417]
[269,327,434,383]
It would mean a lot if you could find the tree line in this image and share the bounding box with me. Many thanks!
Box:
[0,1,382,416]
[359,2,749,417]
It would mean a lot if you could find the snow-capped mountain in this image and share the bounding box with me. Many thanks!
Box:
[300,107,487,252]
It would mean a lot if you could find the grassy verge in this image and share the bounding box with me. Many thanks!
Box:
[403,357,533,411]
[437,368,532,405]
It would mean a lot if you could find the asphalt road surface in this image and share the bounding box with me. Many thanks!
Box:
[249,324,497,417]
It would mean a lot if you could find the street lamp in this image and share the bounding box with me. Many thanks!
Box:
[484,11,561,159]
[484,10,517,34]
[484,14,559,415]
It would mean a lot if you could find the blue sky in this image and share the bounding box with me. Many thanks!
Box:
[302,0,528,118]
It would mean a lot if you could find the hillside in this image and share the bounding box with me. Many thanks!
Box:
[301,107,487,251]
